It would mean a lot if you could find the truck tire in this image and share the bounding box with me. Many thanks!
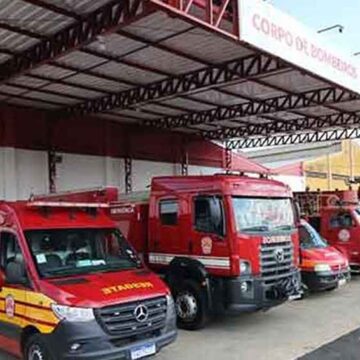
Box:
[174,279,208,330]
[24,334,54,360]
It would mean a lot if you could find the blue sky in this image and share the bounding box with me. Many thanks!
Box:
[272,0,360,56]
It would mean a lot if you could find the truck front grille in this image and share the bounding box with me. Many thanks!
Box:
[260,242,294,285]
[96,296,167,338]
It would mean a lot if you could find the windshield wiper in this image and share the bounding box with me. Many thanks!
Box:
[273,225,294,231]
[241,225,270,232]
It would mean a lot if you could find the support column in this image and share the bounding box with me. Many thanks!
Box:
[349,140,354,181]
[225,141,232,174]
[48,149,63,193]
[181,149,189,176]
[327,154,332,190]
[125,157,132,194]
[48,149,57,193]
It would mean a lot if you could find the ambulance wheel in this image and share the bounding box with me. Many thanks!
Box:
[174,279,208,330]
[25,334,54,360]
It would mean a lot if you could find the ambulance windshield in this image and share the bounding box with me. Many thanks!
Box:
[299,222,327,249]
[25,228,140,278]
[232,197,295,233]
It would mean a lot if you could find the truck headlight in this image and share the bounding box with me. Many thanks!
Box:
[240,260,251,275]
[51,304,95,322]
[314,264,331,273]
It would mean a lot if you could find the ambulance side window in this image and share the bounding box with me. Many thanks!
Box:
[0,232,23,268]
[0,232,28,285]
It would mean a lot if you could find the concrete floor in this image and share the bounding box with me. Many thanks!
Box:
[2,278,360,360]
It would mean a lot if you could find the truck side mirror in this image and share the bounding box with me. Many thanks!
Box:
[5,262,27,285]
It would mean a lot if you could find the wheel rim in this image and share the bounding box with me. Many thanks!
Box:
[176,291,198,322]
[28,344,44,360]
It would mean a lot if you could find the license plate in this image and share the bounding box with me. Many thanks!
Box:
[288,294,302,301]
[131,343,156,360]
[338,278,347,287]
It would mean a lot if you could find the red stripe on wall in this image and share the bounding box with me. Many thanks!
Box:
[0,104,225,169]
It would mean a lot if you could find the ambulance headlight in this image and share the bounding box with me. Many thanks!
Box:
[314,264,331,273]
[51,304,95,322]
[162,295,176,333]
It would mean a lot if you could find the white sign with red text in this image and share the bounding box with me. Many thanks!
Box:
[238,0,360,93]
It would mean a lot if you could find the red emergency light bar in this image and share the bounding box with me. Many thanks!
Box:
[27,201,109,208]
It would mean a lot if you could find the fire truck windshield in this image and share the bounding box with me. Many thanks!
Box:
[25,228,139,278]
[232,197,295,234]
[299,222,327,249]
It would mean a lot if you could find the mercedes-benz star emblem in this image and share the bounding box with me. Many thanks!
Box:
[274,248,285,263]
[134,304,149,323]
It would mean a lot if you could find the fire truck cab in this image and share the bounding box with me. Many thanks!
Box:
[110,175,302,329]
[295,190,360,272]
[0,196,176,359]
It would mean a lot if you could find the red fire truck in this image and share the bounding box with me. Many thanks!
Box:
[299,219,350,292]
[0,196,176,359]
[295,190,360,272]
[103,175,302,329]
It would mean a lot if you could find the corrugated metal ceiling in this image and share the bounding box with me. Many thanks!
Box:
[0,0,358,141]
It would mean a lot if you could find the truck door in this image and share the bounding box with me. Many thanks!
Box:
[324,211,354,255]
[0,231,27,350]
[153,198,187,255]
[190,195,230,272]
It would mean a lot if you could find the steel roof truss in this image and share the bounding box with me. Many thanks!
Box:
[227,128,360,149]
[0,0,146,83]
[145,87,358,129]
[206,112,360,141]
[68,53,288,115]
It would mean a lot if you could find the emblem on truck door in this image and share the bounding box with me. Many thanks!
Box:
[134,304,149,323]
[274,248,285,263]
[201,237,213,255]
[338,229,350,242]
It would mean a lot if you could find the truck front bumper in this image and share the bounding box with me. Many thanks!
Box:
[222,269,302,313]
[44,317,177,360]
[302,269,351,291]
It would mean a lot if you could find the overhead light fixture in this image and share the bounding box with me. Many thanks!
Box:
[317,24,344,34]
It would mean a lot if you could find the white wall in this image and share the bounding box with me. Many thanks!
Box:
[0,147,307,200]
[0,148,48,200]
[271,174,306,192]
[132,160,176,191]
[56,153,125,192]
[0,148,224,200]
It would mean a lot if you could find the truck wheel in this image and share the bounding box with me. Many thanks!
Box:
[174,280,208,330]
[25,334,54,360]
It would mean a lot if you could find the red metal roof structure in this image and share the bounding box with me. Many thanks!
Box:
[187,140,270,174]
[273,162,304,177]
[0,0,360,151]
